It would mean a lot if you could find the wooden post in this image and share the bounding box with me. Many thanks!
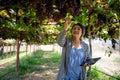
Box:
[16,38,20,72]
[6,44,8,57]
[26,43,28,56]
[30,42,31,55]
[87,37,92,79]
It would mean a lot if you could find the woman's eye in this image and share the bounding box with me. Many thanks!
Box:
[73,27,81,30]
[73,28,76,30]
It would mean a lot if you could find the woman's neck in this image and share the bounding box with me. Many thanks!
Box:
[73,38,81,48]
[73,39,80,43]
[73,37,80,43]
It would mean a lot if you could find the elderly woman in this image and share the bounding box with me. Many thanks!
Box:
[57,18,91,80]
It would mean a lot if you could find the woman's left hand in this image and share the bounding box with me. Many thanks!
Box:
[83,63,90,67]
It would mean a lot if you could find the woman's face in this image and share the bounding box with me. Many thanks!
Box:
[72,25,82,39]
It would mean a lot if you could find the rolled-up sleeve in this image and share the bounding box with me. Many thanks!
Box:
[57,30,67,47]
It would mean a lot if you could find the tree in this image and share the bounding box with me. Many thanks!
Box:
[0,0,41,72]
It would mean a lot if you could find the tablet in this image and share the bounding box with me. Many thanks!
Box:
[80,57,101,66]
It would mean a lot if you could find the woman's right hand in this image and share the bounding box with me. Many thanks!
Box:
[64,18,72,31]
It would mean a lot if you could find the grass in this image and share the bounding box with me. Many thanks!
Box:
[90,67,120,80]
[0,65,15,78]
[0,50,61,79]
[0,50,120,80]
[0,51,26,60]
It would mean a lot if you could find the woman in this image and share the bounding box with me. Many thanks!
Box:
[57,18,91,80]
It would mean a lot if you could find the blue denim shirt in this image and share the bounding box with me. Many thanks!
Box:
[65,46,84,80]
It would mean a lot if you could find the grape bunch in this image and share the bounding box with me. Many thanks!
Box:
[35,0,81,22]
